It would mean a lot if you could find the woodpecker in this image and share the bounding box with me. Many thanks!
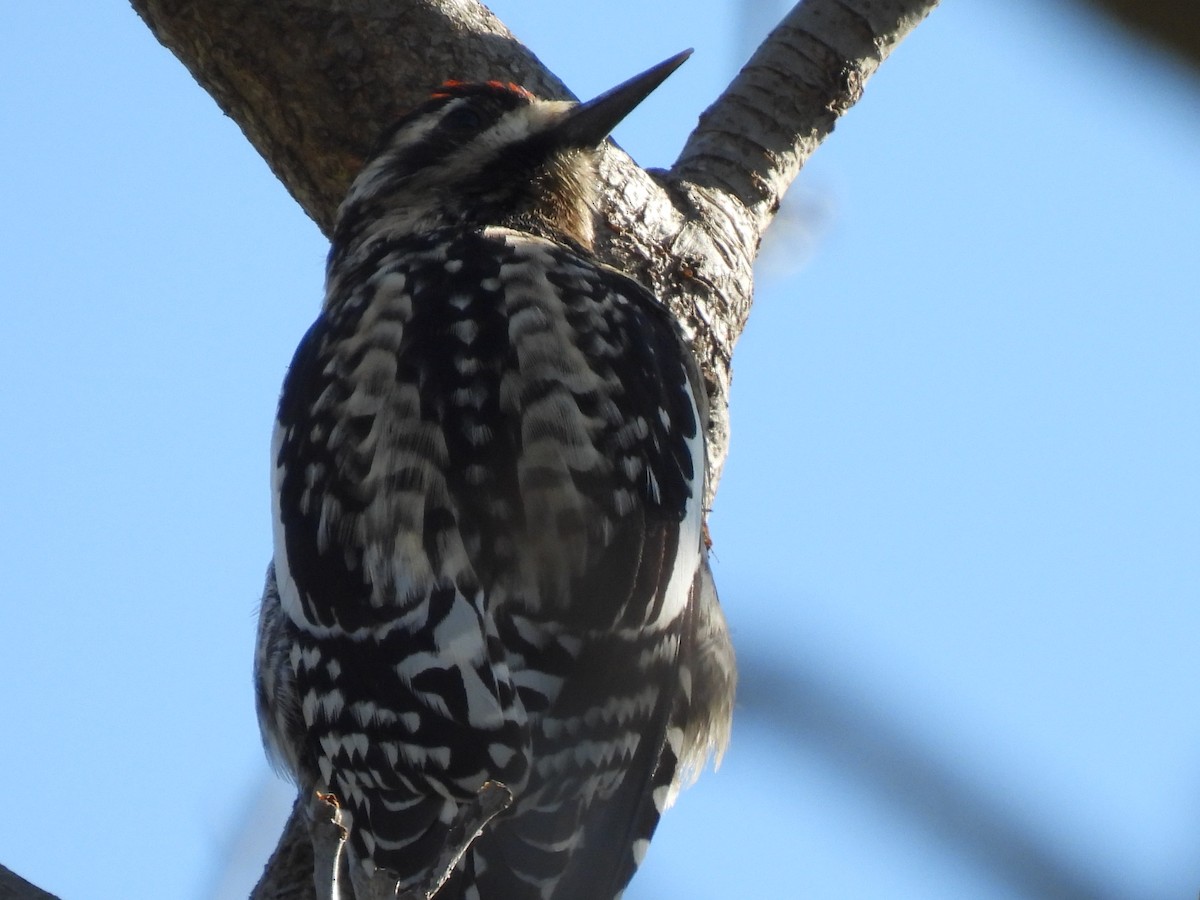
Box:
[255,50,735,900]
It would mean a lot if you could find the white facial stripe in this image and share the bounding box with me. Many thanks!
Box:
[341,100,468,211]
[440,101,574,181]
[331,98,590,259]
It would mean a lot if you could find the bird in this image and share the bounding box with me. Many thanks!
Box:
[254,50,735,900]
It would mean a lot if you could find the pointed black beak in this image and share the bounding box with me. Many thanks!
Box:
[554,49,692,148]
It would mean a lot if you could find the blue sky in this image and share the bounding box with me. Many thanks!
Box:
[2,1,1197,898]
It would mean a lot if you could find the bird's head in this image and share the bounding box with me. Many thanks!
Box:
[329,50,691,262]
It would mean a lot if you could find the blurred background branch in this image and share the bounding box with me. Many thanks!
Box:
[732,654,1132,900]
[1077,0,1200,71]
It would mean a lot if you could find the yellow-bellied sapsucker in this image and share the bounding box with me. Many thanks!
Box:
[255,50,735,900]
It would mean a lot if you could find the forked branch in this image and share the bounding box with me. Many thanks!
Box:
[124,1,940,897]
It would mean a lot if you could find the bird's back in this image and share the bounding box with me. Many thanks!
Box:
[258,54,734,899]
[269,224,708,897]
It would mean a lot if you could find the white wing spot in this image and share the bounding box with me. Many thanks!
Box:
[451,319,480,344]
[488,742,517,769]
[632,838,651,865]
[455,354,482,375]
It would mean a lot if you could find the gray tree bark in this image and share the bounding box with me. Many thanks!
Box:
[130,1,939,898]
[127,0,938,502]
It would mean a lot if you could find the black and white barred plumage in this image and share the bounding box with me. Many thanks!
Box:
[255,51,735,900]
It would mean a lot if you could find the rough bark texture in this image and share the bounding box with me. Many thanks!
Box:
[128,0,936,502]
[253,797,316,900]
[127,0,570,237]
[121,0,939,897]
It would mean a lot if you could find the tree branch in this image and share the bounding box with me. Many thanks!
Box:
[658,0,938,484]
[675,0,937,240]
[129,0,571,237]
[128,0,936,494]
[125,0,939,896]
[0,864,59,900]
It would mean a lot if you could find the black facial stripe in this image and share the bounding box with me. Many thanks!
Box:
[380,87,533,176]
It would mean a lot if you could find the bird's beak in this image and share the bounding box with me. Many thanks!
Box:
[554,49,692,148]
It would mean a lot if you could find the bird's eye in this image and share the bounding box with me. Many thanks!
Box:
[442,106,484,132]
